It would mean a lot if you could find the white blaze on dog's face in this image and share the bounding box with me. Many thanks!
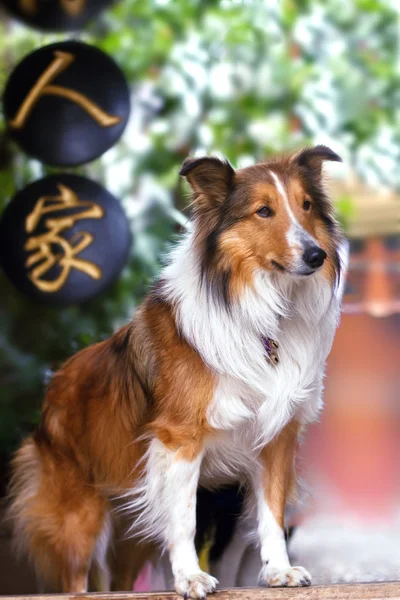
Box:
[180,146,342,306]
[266,170,326,276]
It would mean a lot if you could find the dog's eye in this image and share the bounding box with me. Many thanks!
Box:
[303,199,312,211]
[256,206,274,218]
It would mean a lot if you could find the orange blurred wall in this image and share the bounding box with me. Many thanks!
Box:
[302,313,400,519]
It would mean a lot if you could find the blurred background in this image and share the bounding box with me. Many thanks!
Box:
[0,0,399,594]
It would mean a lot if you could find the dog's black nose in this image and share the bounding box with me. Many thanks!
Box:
[303,246,327,269]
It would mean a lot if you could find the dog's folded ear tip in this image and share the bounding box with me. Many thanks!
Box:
[179,156,234,178]
[179,158,195,177]
[295,145,343,167]
[315,144,343,162]
[179,156,209,177]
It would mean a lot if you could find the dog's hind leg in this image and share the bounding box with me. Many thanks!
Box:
[108,509,155,591]
[110,536,156,591]
[89,511,113,592]
[8,438,109,593]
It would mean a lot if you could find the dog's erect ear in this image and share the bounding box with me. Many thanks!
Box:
[180,156,235,203]
[294,145,342,174]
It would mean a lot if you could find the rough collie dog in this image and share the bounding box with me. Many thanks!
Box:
[8,146,347,596]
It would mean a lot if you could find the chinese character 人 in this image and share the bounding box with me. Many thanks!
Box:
[9,50,121,130]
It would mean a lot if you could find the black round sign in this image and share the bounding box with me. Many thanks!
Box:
[3,41,130,166]
[2,0,114,32]
[0,174,132,305]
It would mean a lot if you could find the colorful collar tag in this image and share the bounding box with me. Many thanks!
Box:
[262,337,279,365]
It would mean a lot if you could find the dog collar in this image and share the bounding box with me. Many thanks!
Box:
[262,336,279,365]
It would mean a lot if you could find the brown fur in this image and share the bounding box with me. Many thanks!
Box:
[260,420,300,529]
[7,147,341,592]
[7,295,216,591]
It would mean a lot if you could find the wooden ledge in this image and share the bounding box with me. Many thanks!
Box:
[3,583,400,600]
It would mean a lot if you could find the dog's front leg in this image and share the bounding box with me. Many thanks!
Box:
[146,439,217,598]
[253,420,311,587]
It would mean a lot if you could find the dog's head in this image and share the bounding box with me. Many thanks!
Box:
[180,146,343,304]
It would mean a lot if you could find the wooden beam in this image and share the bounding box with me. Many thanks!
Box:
[2,583,400,600]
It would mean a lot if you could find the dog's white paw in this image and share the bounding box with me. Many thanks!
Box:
[175,571,218,598]
[259,564,312,587]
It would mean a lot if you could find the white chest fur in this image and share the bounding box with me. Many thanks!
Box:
[200,276,341,484]
[164,233,346,482]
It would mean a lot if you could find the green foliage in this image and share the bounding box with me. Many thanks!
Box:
[0,0,399,457]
